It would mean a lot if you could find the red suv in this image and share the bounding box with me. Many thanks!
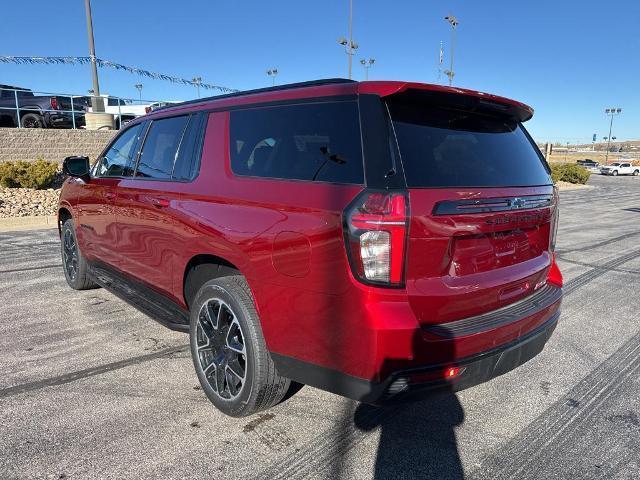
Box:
[59,79,563,417]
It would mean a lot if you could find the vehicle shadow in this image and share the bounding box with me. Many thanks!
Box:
[353,393,465,480]
[328,327,465,480]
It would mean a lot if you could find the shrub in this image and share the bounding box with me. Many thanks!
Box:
[549,163,590,184]
[0,160,59,189]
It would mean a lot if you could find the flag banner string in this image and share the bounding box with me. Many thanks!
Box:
[0,56,237,93]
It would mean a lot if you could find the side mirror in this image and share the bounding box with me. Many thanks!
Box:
[62,156,90,179]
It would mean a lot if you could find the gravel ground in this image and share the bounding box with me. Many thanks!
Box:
[0,174,639,480]
[0,187,60,218]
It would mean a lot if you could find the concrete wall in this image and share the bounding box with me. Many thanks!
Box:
[0,128,116,164]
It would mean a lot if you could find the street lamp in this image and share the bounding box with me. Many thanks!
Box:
[443,14,459,86]
[266,68,278,86]
[359,58,375,80]
[338,0,358,79]
[134,83,143,101]
[192,77,203,99]
[604,107,622,164]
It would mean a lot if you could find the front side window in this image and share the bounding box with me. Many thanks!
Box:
[93,123,143,177]
[229,101,364,184]
[136,116,189,179]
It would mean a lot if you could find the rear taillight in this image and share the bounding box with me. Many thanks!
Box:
[344,190,409,287]
[145,106,152,114]
[50,97,59,110]
[550,186,559,252]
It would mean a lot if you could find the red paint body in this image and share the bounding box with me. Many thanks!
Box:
[59,80,562,390]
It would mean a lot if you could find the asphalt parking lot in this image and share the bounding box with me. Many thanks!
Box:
[1,174,639,480]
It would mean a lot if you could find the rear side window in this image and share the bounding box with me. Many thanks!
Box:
[229,101,364,184]
[388,101,551,188]
[136,116,189,179]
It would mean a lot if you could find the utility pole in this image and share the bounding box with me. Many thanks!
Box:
[192,77,202,98]
[359,58,375,80]
[348,0,353,79]
[444,15,459,86]
[84,0,103,112]
[266,68,278,86]
[338,0,358,79]
[134,83,143,101]
[604,108,622,165]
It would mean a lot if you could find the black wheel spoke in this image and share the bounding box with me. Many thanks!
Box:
[215,361,227,396]
[226,319,245,354]
[227,357,245,381]
[225,368,239,396]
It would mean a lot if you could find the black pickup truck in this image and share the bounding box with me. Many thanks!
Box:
[0,84,84,128]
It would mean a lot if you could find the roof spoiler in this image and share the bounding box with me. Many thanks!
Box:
[361,82,534,122]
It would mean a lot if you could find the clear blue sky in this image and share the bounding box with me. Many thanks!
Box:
[1,0,638,143]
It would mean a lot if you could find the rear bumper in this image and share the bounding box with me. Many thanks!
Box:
[272,295,561,405]
[272,284,562,404]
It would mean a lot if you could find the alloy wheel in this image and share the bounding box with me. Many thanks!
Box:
[23,117,39,128]
[196,298,247,400]
[62,229,78,281]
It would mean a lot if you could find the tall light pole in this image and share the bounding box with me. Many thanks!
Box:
[604,108,622,164]
[84,0,103,112]
[134,83,143,101]
[266,68,278,86]
[359,58,375,80]
[192,77,202,98]
[444,15,459,86]
[338,0,358,79]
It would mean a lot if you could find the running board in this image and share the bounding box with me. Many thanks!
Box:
[87,261,190,333]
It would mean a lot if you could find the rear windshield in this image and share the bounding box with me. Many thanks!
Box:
[388,101,551,188]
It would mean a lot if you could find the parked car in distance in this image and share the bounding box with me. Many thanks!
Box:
[145,100,183,114]
[600,162,639,176]
[85,94,152,126]
[0,84,84,128]
[577,159,598,166]
[58,79,563,417]
[577,159,601,173]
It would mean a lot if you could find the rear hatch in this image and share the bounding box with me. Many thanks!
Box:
[386,89,556,326]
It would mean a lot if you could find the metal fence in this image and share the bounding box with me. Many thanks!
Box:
[0,86,178,130]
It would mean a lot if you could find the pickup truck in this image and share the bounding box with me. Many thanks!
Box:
[600,162,640,176]
[0,84,84,128]
[85,95,150,124]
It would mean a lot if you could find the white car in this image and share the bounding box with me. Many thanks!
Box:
[600,162,640,176]
[86,96,151,121]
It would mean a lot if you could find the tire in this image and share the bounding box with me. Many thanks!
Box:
[61,219,98,290]
[21,113,44,128]
[189,275,293,417]
[634,170,639,176]
[612,170,618,176]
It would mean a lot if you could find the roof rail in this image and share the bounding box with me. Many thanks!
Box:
[154,78,356,112]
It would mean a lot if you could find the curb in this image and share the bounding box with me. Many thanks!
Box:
[0,215,58,231]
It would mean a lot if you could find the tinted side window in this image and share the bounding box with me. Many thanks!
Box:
[136,116,189,179]
[173,113,207,181]
[230,101,364,184]
[94,123,143,177]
